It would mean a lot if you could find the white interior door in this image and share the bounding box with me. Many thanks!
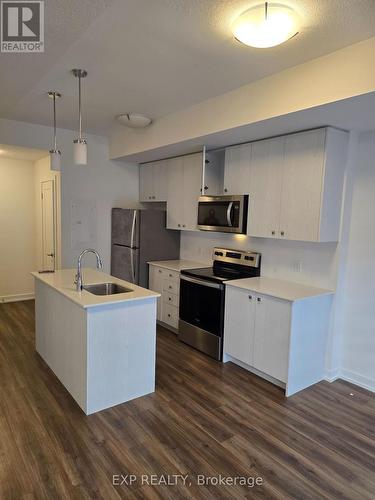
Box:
[41,180,56,271]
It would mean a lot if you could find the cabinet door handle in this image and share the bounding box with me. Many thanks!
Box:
[152,196,156,199]
[168,297,171,301]
[280,231,285,236]
[257,297,262,302]
[183,224,186,228]
[169,285,172,289]
[271,230,275,235]
[169,273,173,277]
[248,295,253,300]
[224,188,228,193]
[158,269,162,273]
[168,313,171,318]
[204,186,208,190]
[178,224,181,227]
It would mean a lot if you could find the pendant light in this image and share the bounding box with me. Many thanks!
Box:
[48,91,62,171]
[232,2,300,49]
[71,68,88,165]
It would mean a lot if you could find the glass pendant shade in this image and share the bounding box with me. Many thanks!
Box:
[73,139,87,165]
[50,149,61,171]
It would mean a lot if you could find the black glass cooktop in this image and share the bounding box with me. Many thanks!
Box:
[181,264,258,284]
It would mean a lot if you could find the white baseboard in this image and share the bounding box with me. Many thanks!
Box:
[325,367,375,393]
[0,293,34,303]
[340,369,375,394]
[324,368,341,383]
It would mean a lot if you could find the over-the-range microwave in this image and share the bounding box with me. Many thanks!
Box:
[197,195,248,234]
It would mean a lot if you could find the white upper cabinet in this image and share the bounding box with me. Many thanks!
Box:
[167,152,202,231]
[223,143,252,195]
[248,137,284,238]
[248,127,349,242]
[279,129,325,241]
[139,159,169,202]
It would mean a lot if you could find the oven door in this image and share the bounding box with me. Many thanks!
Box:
[197,195,248,234]
[179,275,225,360]
[179,275,224,336]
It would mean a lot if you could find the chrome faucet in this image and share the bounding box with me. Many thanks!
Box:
[75,249,103,291]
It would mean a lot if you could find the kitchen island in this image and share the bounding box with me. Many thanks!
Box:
[32,268,159,415]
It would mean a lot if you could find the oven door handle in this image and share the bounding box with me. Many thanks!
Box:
[180,275,223,290]
[226,202,234,227]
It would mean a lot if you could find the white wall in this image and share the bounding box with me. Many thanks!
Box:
[0,118,139,274]
[339,131,375,391]
[181,232,339,290]
[0,157,36,300]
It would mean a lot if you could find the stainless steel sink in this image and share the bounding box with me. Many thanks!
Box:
[83,283,132,295]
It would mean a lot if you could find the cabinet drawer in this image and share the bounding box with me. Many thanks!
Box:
[163,291,179,308]
[162,303,179,329]
[164,269,179,282]
[163,279,180,295]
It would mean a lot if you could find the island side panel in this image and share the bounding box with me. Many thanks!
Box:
[86,298,157,414]
[34,280,88,412]
[286,294,332,396]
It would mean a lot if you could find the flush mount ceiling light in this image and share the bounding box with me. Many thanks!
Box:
[117,113,152,129]
[232,2,300,48]
[71,68,88,165]
[48,91,62,171]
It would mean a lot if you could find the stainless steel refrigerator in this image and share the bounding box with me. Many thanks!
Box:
[111,208,180,287]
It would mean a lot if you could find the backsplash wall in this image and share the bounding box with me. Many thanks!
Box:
[180,231,340,290]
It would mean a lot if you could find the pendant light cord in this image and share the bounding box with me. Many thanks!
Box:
[265,1,268,20]
[53,93,57,150]
[78,75,82,140]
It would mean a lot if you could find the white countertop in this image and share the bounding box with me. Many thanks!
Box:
[225,276,334,302]
[32,268,160,309]
[148,259,207,272]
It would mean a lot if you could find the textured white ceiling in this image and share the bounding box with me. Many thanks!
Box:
[1,0,375,135]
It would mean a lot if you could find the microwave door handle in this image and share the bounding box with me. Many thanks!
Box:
[226,202,234,227]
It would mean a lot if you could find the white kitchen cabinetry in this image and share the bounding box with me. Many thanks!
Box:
[139,159,169,202]
[248,128,348,242]
[223,286,256,366]
[252,295,291,383]
[248,137,284,238]
[223,143,252,195]
[149,264,180,331]
[224,278,333,396]
[167,152,202,231]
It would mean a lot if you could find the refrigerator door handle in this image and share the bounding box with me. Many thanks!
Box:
[130,249,136,284]
[130,210,137,249]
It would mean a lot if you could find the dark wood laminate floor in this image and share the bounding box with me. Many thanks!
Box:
[0,301,375,499]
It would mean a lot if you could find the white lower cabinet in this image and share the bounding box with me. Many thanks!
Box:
[148,264,180,332]
[224,283,332,396]
[224,287,290,382]
[223,286,256,366]
[252,295,290,383]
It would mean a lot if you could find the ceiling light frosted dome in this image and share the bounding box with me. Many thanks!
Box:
[232,2,300,48]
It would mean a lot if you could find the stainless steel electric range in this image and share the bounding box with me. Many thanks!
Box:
[179,247,261,361]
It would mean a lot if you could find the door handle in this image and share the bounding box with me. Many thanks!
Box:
[226,202,233,227]
[47,253,55,257]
